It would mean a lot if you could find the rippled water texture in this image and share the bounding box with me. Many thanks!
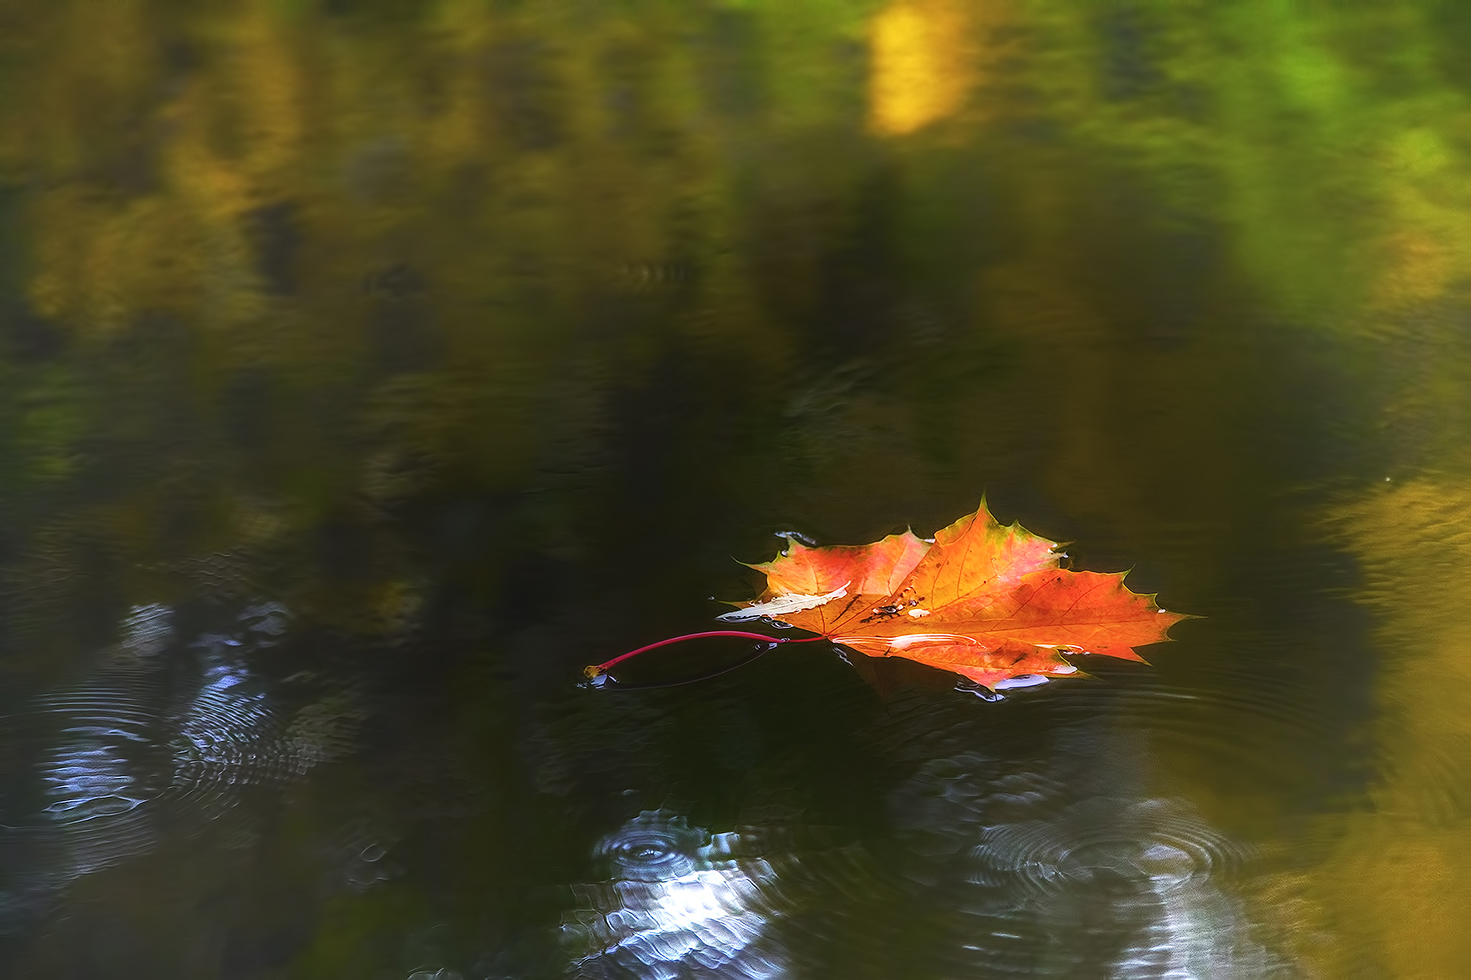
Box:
[2,1,1471,977]
[0,604,356,930]
[564,811,788,979]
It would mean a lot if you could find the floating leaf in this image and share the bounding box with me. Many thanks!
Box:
[589,501,1189,692]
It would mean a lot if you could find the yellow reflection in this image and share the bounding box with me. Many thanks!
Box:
[868,0,987,136]
[1317,480,1471,978]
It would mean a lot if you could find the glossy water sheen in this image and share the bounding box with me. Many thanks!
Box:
[0,3,1469,977]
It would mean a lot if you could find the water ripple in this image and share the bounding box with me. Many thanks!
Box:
[565,811,788,979]
[0,601,354,926]
[976,795,1254,899]
[864,686,1297,978]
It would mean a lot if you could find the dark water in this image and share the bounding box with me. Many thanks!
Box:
[1,2,1470,977]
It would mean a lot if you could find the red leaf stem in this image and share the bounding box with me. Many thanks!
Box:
[584,630,825,678]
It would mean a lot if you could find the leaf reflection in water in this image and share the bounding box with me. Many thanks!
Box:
[563,811,789,980]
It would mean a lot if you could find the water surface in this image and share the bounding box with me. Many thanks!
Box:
[1,2,1469,977]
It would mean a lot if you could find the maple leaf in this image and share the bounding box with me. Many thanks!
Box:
[714,501,1187,690]
[584,501,1189,694]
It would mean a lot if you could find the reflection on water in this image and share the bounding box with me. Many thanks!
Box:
[0,0,1468,973]
[1308,479,1471,976]
[869,692,1292,980]
[890,771,1279,978]
[564,811,787,980]
[564,736,1288,980]
[0,601,352,928]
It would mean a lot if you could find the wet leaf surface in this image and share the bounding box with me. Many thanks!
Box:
[721,501,1187,690]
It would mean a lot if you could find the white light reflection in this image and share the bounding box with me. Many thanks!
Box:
[10,601,326,903]
[716,583,850,623]
[563,811,788,979]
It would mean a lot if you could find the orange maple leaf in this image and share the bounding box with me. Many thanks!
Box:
[713,501,1187,690]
